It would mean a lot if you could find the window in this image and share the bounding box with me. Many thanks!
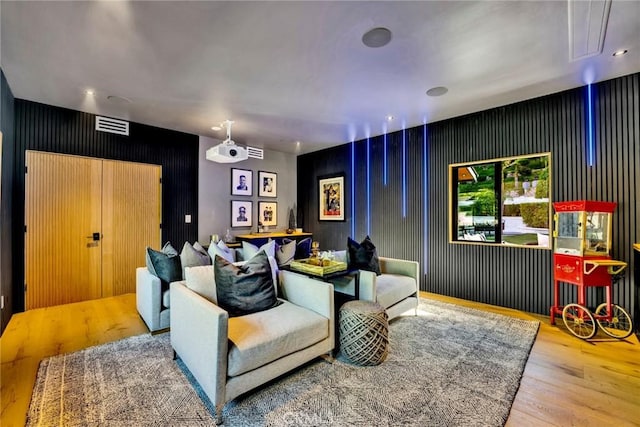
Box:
[449,152,551,248]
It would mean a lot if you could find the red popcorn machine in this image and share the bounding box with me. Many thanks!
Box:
[550,200,632,339]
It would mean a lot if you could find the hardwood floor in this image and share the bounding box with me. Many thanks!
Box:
[423,292,640,427]
[1,292,639,426]
[0,294,148,427]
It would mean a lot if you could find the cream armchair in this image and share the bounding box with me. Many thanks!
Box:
[136,242,245,333]
[359,257,420,320]
[331,252,420,321]
[136,267,170,332]
[170,268,334,425]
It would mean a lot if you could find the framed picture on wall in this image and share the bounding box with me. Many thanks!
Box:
[318,173,345,221]
[231,168,253,196]
[258,171,277,197]
[259,201,277,227]
[231,200,253,228]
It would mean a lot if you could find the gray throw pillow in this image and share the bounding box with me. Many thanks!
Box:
[214,251,280,317]
[145,242,178,276]
[208,240,235,263]
[275,239,296,266]
[242,240,276,259]
[146,246,182,285]
[185,265,217,304]
[193,241,209,255]
[180,242,212,278]
[283,237,312,259]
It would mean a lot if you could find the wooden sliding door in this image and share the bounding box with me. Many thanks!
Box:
[25,151,161,310]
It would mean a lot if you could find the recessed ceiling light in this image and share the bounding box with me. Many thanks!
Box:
[85,89,95,96]
[612,49,628,57]
[106,95,132,104]
[211,125,222,131]
[362,27,392,48]
[426,86,448,97]
[386,115,394,121]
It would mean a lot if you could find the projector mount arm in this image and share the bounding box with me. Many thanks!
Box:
[221,119,235,145]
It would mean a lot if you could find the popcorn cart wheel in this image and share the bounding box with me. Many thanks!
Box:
[559,266,633,340]
[561,302,634,340]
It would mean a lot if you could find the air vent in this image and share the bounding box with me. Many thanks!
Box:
[247,146,264,160]
[96,116,129,136]
[568,0,612,61]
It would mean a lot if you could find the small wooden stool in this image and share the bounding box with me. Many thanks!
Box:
[339,300,389,366]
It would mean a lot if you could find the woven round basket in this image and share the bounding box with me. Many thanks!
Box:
[339,300,389,366]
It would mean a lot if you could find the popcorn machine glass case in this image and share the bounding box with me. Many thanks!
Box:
[554,200,613,257]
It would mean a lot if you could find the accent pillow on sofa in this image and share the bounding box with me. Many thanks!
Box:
[146,242,178,277]
[275,239,296,266]
[214,251,280,317]
[347,235,381,275]
[146,245,182,285]
[242,240,276,259]
[180,242,211,277]
[185,265,217,304]
[193,241,209,256]
[208,240,236,263]
[283,237,312,260]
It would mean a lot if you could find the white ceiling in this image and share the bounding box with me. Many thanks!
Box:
[1,1,639,155]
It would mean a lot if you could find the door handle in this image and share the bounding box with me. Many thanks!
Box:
[86,233,101,241]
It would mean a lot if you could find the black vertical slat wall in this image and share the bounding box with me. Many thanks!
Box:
[591,76,639,316]
[298,73,639,317]
[1,69,16,334]
[299,127,428,274]
[298,144,352,250]
[11,100,199,312]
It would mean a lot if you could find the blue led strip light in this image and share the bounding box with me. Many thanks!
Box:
[402,128,407,218]
[587,84,595,167]
[351,140,355,238]
[383,133,388,186]
[366,137,371,235]
[423,124,428,272]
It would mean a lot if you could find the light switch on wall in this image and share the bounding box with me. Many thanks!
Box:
[185,214,192,223]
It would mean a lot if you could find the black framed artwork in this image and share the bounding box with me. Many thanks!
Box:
[259,201,277,227]
[231,168,253,196]
[231,200,253,228]
[258,171,277,197]
[318,173,345,221]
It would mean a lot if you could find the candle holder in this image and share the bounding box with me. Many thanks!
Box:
[311,241,320,258]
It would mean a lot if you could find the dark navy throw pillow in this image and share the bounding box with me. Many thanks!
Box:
[347,235,381,275]
[214,252,280,317]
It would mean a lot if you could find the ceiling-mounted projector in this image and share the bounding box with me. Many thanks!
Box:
[206,142,248,163]
[206,120,248,163]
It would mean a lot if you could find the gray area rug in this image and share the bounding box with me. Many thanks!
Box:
[27,299,539,426]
